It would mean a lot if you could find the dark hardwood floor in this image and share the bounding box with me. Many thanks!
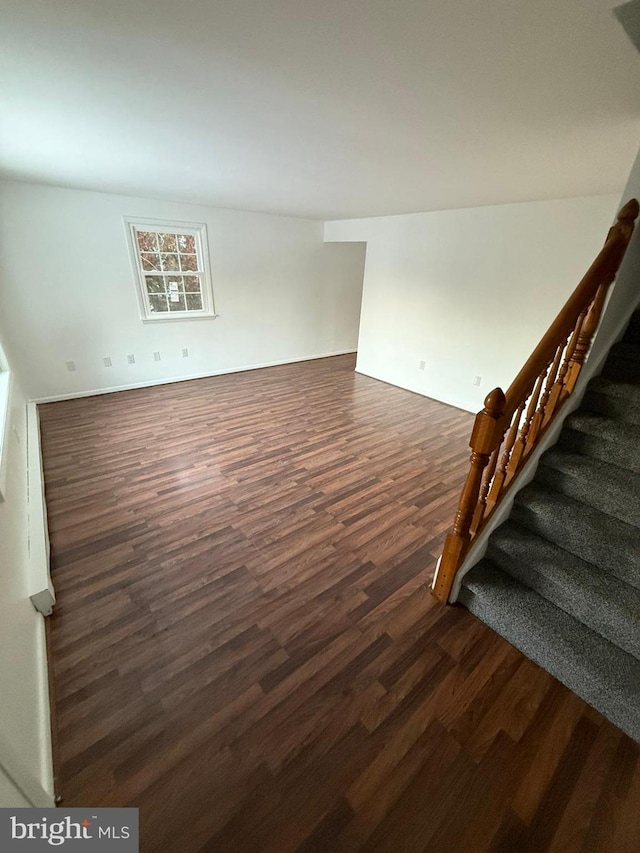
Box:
[39,354,640,852]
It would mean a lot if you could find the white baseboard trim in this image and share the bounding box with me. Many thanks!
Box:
[31,350,358,404]
[26,403,55,615]
[0,724,55,808]
[354,368,476,414]
[0,371,13,502]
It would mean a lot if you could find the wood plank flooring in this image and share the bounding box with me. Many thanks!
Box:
[39,354,640,852]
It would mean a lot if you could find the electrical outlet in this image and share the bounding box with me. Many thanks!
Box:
[473,375,482,386]
[65,360,76,372]
[103,357,112,367]
[127,354,135,365]
[153,351,161,362]
[419,361,426,371]
[182,347,189,358]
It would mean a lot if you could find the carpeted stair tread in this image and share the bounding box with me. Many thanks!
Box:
[511,482,639,585]
[602,354,640,383]
[582,385,640,425]
[537,447,640,527]
[588,375,640,400]
[622,311,640,345]
[459,562,640,742]
[564,410,640,445]
[487,521,640,659]
[559,412,640,474]
[609,341,640,362]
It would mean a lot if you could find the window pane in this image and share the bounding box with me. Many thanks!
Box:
[168,294,186,312]
[184,276,201,293]
[161,253,180,271]
[136,231,158,253]
[148,294,169,313]
[177,234,195,253]
[141,253,161,271]
[186,293,203,311]
[180,254,198,272]
[158,233,177,252]
[145,276,166,294]
[167,277,184,297]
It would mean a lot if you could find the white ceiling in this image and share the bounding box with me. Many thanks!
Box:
[2,0,640,220]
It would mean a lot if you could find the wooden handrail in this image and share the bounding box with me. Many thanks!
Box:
[432,198,639,603]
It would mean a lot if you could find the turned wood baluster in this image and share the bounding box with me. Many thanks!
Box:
[471,445,500,535]
[484,400,525,513]
[543,307,588,424]
[562,284,610,397]
[432,388,506,602]
[507,370,546,476]
[527,345,563,445]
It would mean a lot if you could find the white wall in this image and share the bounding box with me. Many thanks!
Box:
[0,181,366,402]
[325,195,619,412]
[0,360,54,806]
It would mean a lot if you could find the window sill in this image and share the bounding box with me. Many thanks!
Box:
[140,313,219,324]
[0,370,12,503]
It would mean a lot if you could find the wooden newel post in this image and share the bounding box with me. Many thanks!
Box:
[432,388,506,602]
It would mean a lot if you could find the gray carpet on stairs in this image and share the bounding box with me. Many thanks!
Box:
[460,310,640,742]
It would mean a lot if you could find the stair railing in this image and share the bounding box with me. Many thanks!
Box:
[432,198,639,603]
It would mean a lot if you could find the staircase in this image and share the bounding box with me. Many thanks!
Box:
[459,310,640,741]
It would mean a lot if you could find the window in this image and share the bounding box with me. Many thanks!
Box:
[125,218,216,322]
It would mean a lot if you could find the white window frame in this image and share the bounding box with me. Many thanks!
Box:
[124,217,217,323]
